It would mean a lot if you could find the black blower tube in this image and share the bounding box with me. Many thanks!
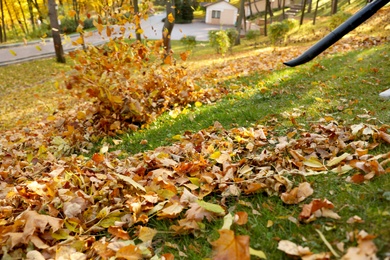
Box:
[284,0,389,67]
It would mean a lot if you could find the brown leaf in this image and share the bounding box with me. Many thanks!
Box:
[211,229,250,260]
[299,199,340,222]
[108,226,130,240]
[185,202,214,221]
[281,182,313,204]
[379,131,390,144]
[277,240,312,257]
[234,211,248,225]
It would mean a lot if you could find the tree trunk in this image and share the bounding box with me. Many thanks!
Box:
[299,0,307,25]
[4,0,18,37]
[27,0,35,32]
[32,0,44,22]
[282,0,286,20]
[73,0,80,28]
[264,0,269,36]
[247,0,253,16]
[313,0,319,25]
[163,0,175,55]
[253,0,260,14]
[0,0,5,42]
[133,0,141,41]
[331,0,338,14]
[17,0,29,34]
[235,0,245,45]
[48,0,66,63]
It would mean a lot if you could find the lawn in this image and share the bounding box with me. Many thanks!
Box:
[0,5,389,259]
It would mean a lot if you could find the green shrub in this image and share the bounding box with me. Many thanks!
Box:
[329,12,351,30]
[60,17,78,34]
[268,22,289,45]
[225,28,238,48]
[83,18,95,30]
[180,36,197,50]
[283,18,298,30]
[208,30,230,55]
[246,30,260,40]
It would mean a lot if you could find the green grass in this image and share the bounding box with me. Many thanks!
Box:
[102,43,390,258]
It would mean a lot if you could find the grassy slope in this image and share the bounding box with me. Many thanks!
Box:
[0,5,389,259]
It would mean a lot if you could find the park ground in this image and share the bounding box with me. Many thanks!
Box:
[0,4,389,260]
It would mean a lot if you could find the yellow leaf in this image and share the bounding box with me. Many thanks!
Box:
[9,50,17,56]
[250,247,267,259]
[266,220,273,228]
[72,37,84,45]
[303,157,324,168]
[210,151,221,160]
[195,101,202,107]
[35,45,42,51]
[113,173,146,192]
[136,28,144,34]
[168,13,175,23]
[314,97,323,102]
[326,153,350,167]
[138,226,157,242]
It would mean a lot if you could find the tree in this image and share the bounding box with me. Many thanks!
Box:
[48,0,65,63]
[27,0,35,32]
[180,0,193,23]
[163,0,175,55]
[313,0,320,25]
[133,0,141,41]
[0,0,5,42]
[300,0,308,25]
[235,0,245,45]
[331,0,338,14]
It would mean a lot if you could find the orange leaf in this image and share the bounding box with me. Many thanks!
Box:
[92,153,104,164]
[68,10,76,17]
[106,26,112,37]
[164,55,172,65]
[234,212,248,225]
[108,226,130,240]
[180,51,189,61]
[167,13,175,23]
[116,244,142,260]
[211,229,250,260]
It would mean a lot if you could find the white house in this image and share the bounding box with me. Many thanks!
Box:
[205,1,238,25]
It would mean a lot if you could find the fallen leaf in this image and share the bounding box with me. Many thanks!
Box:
[211,229,250,260]
[281,182,313,204]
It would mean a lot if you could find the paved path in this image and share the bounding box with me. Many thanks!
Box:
[0,13,233,66]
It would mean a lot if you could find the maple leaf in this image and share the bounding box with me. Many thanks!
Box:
[281,182,313,204]
[341,230,378,260]
[116,244,143,260]
[211,229,250,260]
[299,198,340,222]
[185,202,214,221]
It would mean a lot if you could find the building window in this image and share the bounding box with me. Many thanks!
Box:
[212,10,221,19]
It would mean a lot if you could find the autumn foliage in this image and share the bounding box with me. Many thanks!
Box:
[0,6,390,259]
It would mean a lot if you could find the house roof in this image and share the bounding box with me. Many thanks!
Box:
[203,0,238,9]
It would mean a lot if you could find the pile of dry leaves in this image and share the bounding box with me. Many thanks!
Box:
[1,119,389,258]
